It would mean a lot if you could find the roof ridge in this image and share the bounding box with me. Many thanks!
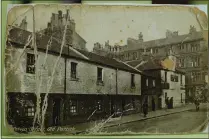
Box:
[135,60,148,69]
[114,58,142,73]
[69,47,89,60]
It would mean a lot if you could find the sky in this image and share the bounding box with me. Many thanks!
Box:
[7,4,208,51]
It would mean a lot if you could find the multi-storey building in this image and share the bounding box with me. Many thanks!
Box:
[40,10,87,51]
[128,52,186,109]
[93,40,126,58]
[5,25,142,129]
[93,26,208,101]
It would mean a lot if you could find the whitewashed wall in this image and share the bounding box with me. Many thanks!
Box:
[161,70,186,108]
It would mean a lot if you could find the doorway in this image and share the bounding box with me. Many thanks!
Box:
[52,98,61,126]
[158,97,162,109]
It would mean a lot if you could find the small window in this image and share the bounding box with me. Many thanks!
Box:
[180,75,183,85]
[97,67,103,82]
[165,92,167,99]
[96,100,103,112]
[26,53,35,74]
[181,93,183,103]
[131,74,135,88]
[165,72,167,82]
[146,79,149,86]
[153,80,155,87]
[25,107,35,117]
[71,62,77,79]
[70,100,77,114]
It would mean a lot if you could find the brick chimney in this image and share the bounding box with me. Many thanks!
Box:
[19,16,27,30]
[58,10,63,27]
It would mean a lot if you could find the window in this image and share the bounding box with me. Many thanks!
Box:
[165,72,167,82]
[171,75,178,82]
[133,52,137,60]
[25,107,35,117]
[70,100,77,114]
[131,74,135,88]
[181,93,183,103]
[146,79,149,86]
[71,62,77,79]
[97,67,103,83]
[179,58,185,67]
[165,92,167,100]
[26,53,35,74]
[153,80,155,87]
[180,75,183,85]
[96,100,103,112]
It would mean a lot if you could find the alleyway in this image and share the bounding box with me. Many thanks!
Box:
[101,106,208,134]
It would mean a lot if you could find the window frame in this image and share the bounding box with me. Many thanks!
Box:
[131,74,135,88]
[97,67,103,84]
[95,100,103,112]
[26,53,36,74]
[69,100,78,115]
[25,106,35,117]
[71,62,78,79]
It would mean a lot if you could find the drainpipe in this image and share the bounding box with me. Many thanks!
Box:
[116,68,118,95]
[64,57,67,94]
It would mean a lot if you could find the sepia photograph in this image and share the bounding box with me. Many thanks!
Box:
[4,4,209,135]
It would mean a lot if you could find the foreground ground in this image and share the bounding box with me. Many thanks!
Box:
[101,107,208,134]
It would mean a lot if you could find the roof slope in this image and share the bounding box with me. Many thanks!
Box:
[76,49,140,73]
[7,27,140,74]
[126,55,185,74]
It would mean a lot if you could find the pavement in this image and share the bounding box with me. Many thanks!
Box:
[61,103,197,134]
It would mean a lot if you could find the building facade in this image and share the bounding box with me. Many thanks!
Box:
[127,52,186,109]
[5,27,142,129]
[93,27,208,102]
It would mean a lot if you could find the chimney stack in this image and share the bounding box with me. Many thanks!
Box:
[138,32,143,43]
[19,16,27,30]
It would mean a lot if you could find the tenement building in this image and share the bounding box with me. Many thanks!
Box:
[94,27,208,102]
[93,40,127,58]
[6,26,142,129]
[40,10,87,51]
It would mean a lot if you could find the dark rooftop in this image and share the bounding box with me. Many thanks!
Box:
[7,27,141,74]
[127,31,204,51]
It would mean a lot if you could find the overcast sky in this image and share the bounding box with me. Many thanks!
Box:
[7,4,208,51]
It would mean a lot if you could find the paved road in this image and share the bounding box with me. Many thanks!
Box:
[101,107,208,134]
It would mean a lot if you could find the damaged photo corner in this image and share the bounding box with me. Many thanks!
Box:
[2,2,209,138]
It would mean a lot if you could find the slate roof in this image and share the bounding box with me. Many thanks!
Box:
[127,56,185,74]
[76,49,140,73]
[7,27,140,74]
[127,58,163,71]
[126,31,204,51]
[8,27,84,60]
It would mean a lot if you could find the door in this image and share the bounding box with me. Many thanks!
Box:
[158,97,162,109]
[52,98,61,126]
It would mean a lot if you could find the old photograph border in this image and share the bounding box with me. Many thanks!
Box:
[1,0,209,138]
